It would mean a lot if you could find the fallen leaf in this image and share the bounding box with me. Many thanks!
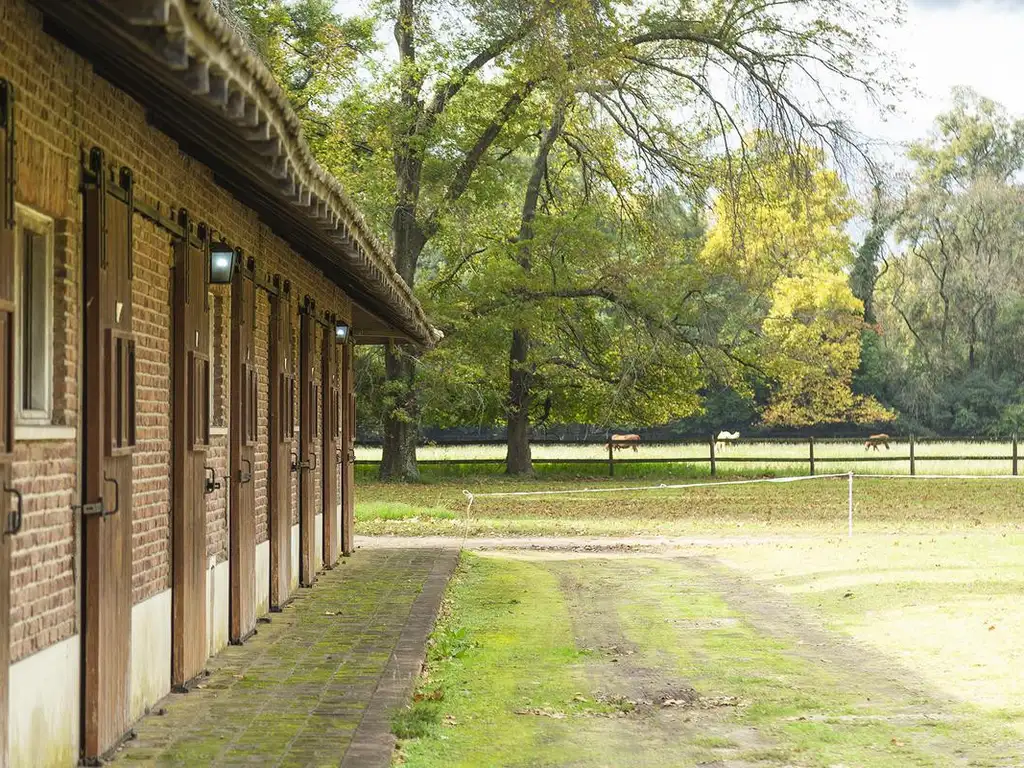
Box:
[513,707,566,719]
[413,689,444,702]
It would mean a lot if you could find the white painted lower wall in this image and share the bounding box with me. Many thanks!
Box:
[130,589,172,721]
[314,513,323,573]
[255,539,270,616]
[8,635,79,768]
[207,557,230,656]
[290,523,299,589]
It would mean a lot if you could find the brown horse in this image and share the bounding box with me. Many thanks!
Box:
[606,434,641,452]
[864,433,891,451]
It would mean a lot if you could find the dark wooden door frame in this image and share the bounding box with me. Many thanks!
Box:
[340,343,355,556]
[229,255,257,643]
[0,78,20,768]
[268,277,294,611]
[321,315,338,569]
[170,214,210,690]
[80,149,135,760]
[298,299,317,587]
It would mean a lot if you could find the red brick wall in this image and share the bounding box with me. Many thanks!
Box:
[2,0,355,662]
[130,220,172,604]
[254,291,269,546]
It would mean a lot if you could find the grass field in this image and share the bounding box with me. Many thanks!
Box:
[392,547,1024,767]
[358,457,1024,765]
[356,474,1024,537]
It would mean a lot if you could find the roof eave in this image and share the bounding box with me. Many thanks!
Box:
[32,0,436,348]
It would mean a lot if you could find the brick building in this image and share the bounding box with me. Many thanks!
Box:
[0,0,435,764]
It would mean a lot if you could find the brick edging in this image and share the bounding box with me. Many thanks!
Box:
[340,547,460,768]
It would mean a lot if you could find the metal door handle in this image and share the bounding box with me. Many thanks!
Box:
[291,451,299,473]
[308,453,317,472]
[239,458,252,484]
[335,450,342,465]
[4,484,22,535]
[204,466,221,494]
[103,474,119,516]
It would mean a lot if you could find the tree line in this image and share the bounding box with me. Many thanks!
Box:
[221,0,1024,479]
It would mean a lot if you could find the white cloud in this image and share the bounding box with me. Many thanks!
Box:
[863,0,1024,146]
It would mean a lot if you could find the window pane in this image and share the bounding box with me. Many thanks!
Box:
[20,226,48,414]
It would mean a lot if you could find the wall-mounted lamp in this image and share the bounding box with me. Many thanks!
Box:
[335,322,350,343]
[209,242,236,284]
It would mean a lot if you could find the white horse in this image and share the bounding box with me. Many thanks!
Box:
[715,431,740,451]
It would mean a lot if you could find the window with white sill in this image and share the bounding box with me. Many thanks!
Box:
[14,205,54,426]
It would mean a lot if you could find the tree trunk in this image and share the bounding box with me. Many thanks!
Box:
[506,327,534,475]
[378,203,428,480]
[379,343,420,481]
[503,101,567,476]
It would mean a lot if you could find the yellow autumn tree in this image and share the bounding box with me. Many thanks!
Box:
[702,139,894,426]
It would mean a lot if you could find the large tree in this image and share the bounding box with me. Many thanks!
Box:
[701,141,892,426]
[232,0,902,477]
[878,88,1024,432]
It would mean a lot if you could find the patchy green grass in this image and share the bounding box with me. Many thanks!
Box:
[356,475,1024,537]
[355,500,456,523]
[392,555,602,767]
[393,552,1024,767]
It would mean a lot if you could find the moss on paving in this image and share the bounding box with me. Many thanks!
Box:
[110,549,445,767]
[394,552,1023,767]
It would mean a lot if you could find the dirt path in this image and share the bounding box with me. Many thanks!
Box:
[551,560,776,767]
[477,548,1024,766]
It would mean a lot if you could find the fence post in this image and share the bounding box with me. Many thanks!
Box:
[909,433,916,476]
[809,436,815,476]
[709,434,717,477]
[608,440,614,478]
[1014,433,1019,477]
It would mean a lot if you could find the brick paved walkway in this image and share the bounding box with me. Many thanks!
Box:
[110,547,458,767]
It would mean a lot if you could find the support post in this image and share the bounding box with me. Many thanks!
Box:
[909,433,916,476]
[608,440,614,478]
[809,436,815,476]
[848,471,854,539]
[709,434,717,477]
[1014,434,1018,477]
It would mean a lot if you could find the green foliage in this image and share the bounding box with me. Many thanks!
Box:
[875,88,1024,435]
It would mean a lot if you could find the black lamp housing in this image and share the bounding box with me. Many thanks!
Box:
[335,321,350,343]
[209,241,236,285]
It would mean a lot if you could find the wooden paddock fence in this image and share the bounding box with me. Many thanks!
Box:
[354,435,1022,477]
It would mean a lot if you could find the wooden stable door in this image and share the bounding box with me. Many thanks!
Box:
[298,309,317,586]
[321,325,339,567]
[171,223,210,688]
[0,79,19,768]
[268,284,294,610]
[230,259,257,643]
[340,344,355,555]
[81,151,135,760]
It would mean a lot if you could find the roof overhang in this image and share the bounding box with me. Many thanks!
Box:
[33,0,438,348]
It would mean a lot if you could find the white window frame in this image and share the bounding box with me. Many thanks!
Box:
[14,204,54,426]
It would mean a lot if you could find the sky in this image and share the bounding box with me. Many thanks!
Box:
[867,0,1024,147]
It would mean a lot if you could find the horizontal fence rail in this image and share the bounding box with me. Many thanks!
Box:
[354,434,1021,477]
